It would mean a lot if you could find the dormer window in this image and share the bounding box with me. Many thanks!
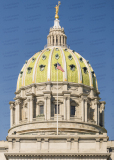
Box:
[32,57,36,62]
[39,64,45,71]
[68,54,73,60]
[25,60,28,64]
[69,64,76,71]
[27,67,32,74]
[55,53,59,60]
[72,50,75,53]
[83,67,88,73]
[20,71,23,78]
[54,63,57,70]
[64,48,67,51]
[79,57,83,62]
[91,71,94,77]
[47,48,50,51]
[42,54,46,60]
[56,48,59,51]
[87,60,89,64]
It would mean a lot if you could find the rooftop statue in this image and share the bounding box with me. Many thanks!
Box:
[55,1,61,19]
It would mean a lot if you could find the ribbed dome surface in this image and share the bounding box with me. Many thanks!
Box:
[17,47,98,90]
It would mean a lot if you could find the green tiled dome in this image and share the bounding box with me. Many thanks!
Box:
[17,47,98,91]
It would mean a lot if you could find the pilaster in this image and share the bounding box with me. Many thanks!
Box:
[74,138,79,152]
[63,97,67,120]
[81,96,85,122]
[94,99,98,125]
[15,99,21,125]
[37,138,41,150]
[67,138,71,150]
[9,102,14,127]
[67,97,70,120]
[96,137,100,152]
[43,91,52,120]
[44,138,49,150]
[85,99,87,122]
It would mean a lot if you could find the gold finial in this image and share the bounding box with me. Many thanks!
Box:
[55,1,61,19]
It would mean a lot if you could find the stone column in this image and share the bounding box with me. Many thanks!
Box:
[81,97,85,122]
[67,97,70,120]
[94,99,98,125]
[36,102,39,117]
[43,91,52,120]
[63,97,67,120]
[9,102,14,128]
[44,97,47,120]
[98,103,100,125]
[54,35,56,46]
[15,99,21,125]
[58,35,60,46]
[47,95,51,120]
[61,35,63,46]
[29,96,34,122]
[85,99,87,122]
[27,96,34,122]
[100,102,105,127]
[51,35,53,46]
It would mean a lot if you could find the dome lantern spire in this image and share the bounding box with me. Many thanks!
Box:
[46,2,68,48]
[55,1,61,19]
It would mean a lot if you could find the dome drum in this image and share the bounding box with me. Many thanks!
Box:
[9,80,106,136]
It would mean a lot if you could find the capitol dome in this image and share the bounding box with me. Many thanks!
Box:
[8,6,106,138]
[17,20,98,91]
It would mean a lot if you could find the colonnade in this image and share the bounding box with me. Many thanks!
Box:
[47,34,67,47]
[9,94,105,128]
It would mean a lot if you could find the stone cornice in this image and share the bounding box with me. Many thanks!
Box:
[4,153,110,158]
[62,91,71,95]
[43,91,52,94]
[9,101,15,105]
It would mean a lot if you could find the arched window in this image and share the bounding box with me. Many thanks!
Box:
[55,104,60,114]
[40,105,44,115]
[71,106,75,116]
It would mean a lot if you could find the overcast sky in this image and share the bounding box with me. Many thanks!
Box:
[0,0,114,140]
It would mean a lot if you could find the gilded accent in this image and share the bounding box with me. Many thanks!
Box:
[55,1,61,19]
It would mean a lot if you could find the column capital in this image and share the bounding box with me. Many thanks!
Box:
[84,98,88,102]
[37,138,41,142]
[96,138,100,142]
[67,138,71,142]
[44,138,48,142]
[27,97,34,102]
[74,138,79,142]
[15,99,21,105]
[16,138,20,142]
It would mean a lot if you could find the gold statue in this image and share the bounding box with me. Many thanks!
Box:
[55,1,61,19]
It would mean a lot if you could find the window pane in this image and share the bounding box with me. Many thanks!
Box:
[40,105,44,115]
[71,106,75,116]
[55,105,60,114]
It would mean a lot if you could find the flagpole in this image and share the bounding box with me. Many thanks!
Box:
[57,63,58,135]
